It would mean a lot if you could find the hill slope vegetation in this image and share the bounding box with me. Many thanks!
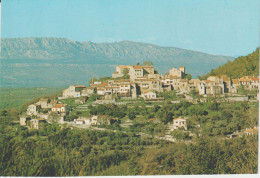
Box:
[202,48,259,79]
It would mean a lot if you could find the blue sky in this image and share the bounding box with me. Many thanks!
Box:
[2,0,259,56]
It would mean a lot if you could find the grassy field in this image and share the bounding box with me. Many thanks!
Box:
[0,87,64,109]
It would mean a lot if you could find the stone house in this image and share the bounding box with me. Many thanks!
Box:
[207,76,225,94]
[112,65,155,80]
[37,113,49,120]
[244,127,258,136]
[135,78,163,93]
[141,90,157,99]
[91,115,99,125]
[240,76,259,91]
[20,116,30,126]
[30,118,47,129]
[250,77,259,90]
[112,65,130,78]
[198,79,224,96]
[187,81,196,92]
[97,88,105,95]
[219,75,232,93]
[114,79,131,96]
[51,104,68,113]
[179,79,189,94]
[106,79,131,96]
[27,104,41,116]
[36,98,49,108]
[230,79,240,93]
[81,87,96,96]
[162,84,173,92]
[62,85,86,98]
[172,117,187,130]
[74,117,92,125]
[207,76,221,83]
[190,79,202,89]
[168,66,185,79]
[129,65,144,80]
[36,98,57,109]
[104,86,113,95]
[75,115,112,125]
[90,83,108,95]
[75,119,85,125]
[239,77,251,90]
[142,66,155,75]
[162,75,181,90]
[147,73,161,80]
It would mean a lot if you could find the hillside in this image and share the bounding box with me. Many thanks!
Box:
[0,38,234,87]
[202,48,259,79]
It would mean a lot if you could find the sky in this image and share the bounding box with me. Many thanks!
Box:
[1,0,259,57]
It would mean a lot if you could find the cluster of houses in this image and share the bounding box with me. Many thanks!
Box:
[74,115,118,126]
[60,65,259,100]
[20,98,70,129]
[20,97,116,129]
[19,64,259,132]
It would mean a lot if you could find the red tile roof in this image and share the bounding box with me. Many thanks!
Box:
[203,80,214,83]
[118,65,129,69]
[167,75,181,79]
[245,128,258,133]
[142,90,155,94]
[142,66,154,68]
[252,78,259,81]
[133,66,143,69]
[53,104,67,108]
[232,79,240,84]
[72,85,86,88]
[240,79,250,82]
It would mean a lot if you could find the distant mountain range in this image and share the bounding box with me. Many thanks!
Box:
[0,37,234,87]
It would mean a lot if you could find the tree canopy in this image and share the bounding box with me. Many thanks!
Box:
[142,60,154,66]
[202,48,259,79]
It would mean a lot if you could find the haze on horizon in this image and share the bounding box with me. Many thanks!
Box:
[2,0,259,57]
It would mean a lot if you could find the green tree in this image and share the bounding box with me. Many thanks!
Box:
[142,60,154,66]
[122,68,130,79]
[184,73,192,80]
[171,129,188,140]
[128,110,136,120]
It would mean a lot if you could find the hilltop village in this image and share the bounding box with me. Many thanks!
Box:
[20,64,259,140]
[62,64,259,99]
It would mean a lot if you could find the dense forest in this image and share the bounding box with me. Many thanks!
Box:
[202,48,259,79]
[0,98,258,176]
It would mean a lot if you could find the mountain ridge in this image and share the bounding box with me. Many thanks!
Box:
[0,37,233,60]
[0,37,235,87]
